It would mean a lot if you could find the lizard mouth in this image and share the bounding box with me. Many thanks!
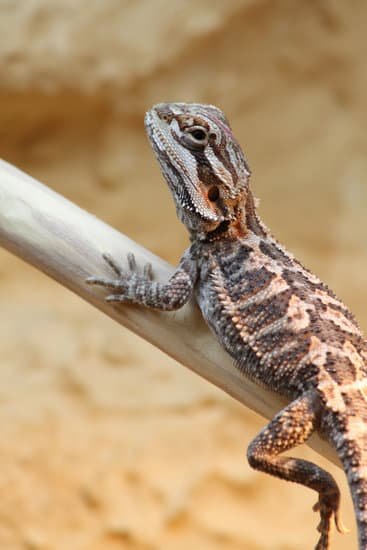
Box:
[145,108,222,224]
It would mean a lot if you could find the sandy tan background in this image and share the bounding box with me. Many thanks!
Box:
[0,1,366,549]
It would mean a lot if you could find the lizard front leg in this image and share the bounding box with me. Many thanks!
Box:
[86,250,197,311]
[247,392,347,550]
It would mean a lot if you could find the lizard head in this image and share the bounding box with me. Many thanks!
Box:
[145,102,251,240]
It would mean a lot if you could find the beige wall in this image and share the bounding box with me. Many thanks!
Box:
[0,1,366,548]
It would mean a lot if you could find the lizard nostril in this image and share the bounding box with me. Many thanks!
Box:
[208,186,220,202]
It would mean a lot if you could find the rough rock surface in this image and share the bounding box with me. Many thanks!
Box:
[0,1,366,548]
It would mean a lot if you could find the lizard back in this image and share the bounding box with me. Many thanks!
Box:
[194,230,367,402]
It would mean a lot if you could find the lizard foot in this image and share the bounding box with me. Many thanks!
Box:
[313,489,349,550]
[86,252,153,303]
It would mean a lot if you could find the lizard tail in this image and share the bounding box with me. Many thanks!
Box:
[329,418,367,549]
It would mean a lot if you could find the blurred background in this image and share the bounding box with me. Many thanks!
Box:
[0,1,366,549]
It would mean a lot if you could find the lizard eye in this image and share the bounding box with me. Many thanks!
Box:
[184,126,209,149]
[190,128,207,141]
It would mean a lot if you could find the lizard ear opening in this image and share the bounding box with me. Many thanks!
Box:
[208,186,220,202]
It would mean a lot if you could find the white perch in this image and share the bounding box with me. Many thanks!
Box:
[0,159,338,466]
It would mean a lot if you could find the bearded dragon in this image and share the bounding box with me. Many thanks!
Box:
[87,102,367,549]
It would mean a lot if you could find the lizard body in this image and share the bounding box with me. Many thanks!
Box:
[87,102,367,549]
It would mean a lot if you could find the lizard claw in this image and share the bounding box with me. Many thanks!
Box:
[127,252,137,272]
[102,253,124,277]
[334,511,349,535]
[144,262,153,280]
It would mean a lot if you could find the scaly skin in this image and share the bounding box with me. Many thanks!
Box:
[87,102,367,549]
